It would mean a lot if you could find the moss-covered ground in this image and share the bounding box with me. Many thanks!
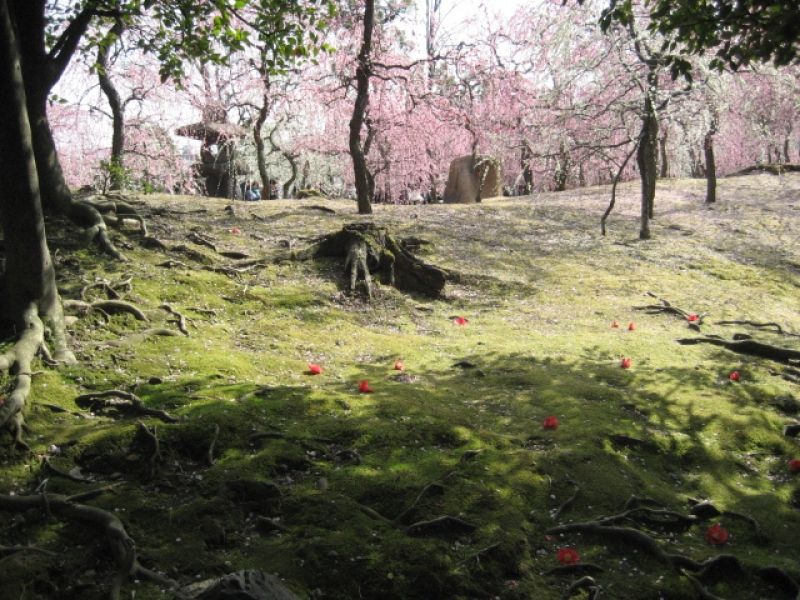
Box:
[1,173,799,599]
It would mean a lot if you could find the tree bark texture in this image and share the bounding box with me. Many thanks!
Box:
[637,83,658,240]
[704,121,717,204]
[0,0,73,441]
[97,17,126,190]
[13,1,122,256]
[255,90,271,193]
[659,132,668,178]
[349,0,375,215]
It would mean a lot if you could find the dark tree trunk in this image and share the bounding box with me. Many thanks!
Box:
[283,153,298,198]
[349,0,374,215]
[659,132,668,178]
[637,87,658,240]
[13,1,123,256]
[784,136,791,163]
[0,0,73,441]
[521,143,533,194]
[704,120,717,204]
[96,17,126,190]
[254,93,270,193]
[554,141,570,192]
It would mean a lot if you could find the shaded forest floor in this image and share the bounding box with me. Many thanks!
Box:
[1,173,799,599]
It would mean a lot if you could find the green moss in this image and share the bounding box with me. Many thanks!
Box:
[2,177,800,599]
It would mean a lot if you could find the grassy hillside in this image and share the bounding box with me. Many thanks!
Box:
[1,173,799,599]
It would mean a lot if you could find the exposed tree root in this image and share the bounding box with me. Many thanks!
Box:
[634,293,704,328]
[106,327,179,347]
[457,542,502,566]
[676,336,800,364]
[160,303,190,335]
[551,479,580,520]
[64,299,148,321]
[562,575,602,599]
[292,222,448,299]
[42,456,94,483]
[716,320,800,338]
[83,196,149,237]
[39,402,91,419]
[755,566,800,597]
[405,515,477,537]
[0,304,45,449]
[75,390,178,423]
[79,276,132,301]
[187,231,217,252]
[0,491,174,600]
[393,481,447,524]
[548,502,784,600]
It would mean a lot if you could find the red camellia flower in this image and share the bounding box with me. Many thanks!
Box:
[687,313,699,322]
[705,523,729,545]
[229,227,241,235]
[453,316,469,326]
[542,416,559,430]
[620,357,632,369]
[628,322,636,331]
[308,364,322,375]
[789,459,800,473]
[394,360,405,371]
[358,380,374,393]
[611,320,620,328]
[729,370,741,382]
[556,548,580,565]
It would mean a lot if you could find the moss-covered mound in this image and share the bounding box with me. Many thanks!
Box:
[1,174,799,599]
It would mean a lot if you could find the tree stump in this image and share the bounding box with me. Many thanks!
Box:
[308,223,448,299]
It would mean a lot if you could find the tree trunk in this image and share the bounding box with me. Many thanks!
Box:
[637,91,658,240]
[704,121,717,204]
[349,0,375,215]
[0,0,74,442]
[659,132,668,178]
[282,152,298,198]
[13,1,124,257]
[96,17,126,191]
[254,94,270,193]
[520,143,533,194]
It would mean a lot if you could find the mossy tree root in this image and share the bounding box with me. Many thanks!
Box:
[634,293,703,328]
[0,300,75,445]
[64,299,149,322]
[300,223,448,298]
[562,575,602,599]
[676,336,800,364]
[75,390,178,423]
[546,515,791,599]
[0,491,175,600]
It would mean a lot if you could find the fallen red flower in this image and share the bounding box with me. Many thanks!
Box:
[729,370,741,382]
[556,548,580,565]
[620,357,632,369]
[789,459,800,473]
[359,380,374,393]
[453,316,469,326]
[687,313,699,322]
[394,360,405,371]
[542,415,559,430]
[627,322,636,331]
[611,320,620,328]
[229,227,241,235]
[704,523,729,545]
[308,364,322,375]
